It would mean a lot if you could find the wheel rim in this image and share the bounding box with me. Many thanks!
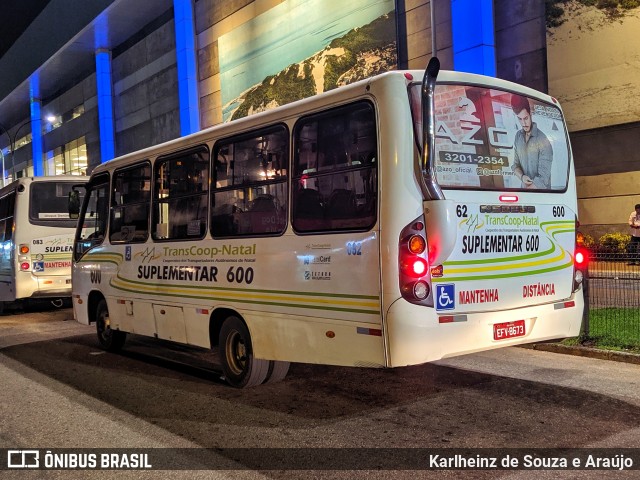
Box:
[224,329,247,376]
[97,310,111,342]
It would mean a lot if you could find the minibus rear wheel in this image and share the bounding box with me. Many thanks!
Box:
[219,315,268,388]
[263,360,290,384]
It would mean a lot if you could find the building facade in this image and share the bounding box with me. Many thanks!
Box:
[0,0,636,237]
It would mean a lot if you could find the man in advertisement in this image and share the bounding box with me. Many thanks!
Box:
[510,95,553,189]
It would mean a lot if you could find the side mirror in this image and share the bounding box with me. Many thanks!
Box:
[68,189,80,219]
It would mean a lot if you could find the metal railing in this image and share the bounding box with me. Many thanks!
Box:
[583,252,640,348]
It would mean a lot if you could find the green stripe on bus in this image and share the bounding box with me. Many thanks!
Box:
[444,243,556,266]
[551,229,574,238]
[539,220,574,228]
[433,259,573,282]
[109,282,380,315]
[80,253,124,261]
[111,272,379,300]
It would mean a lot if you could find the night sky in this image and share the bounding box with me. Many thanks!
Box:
[0,0,52,59]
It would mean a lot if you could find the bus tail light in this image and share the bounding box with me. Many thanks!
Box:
[399,216,433,305]
[413,281,429,300]
[573,247,588,291]
[18,244,31,272]
[573,219,588,292]
[408,234,426,254]
[409,258,427,276]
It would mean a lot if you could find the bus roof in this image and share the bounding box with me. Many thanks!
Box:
[89,67,559,177]
[0,175,88,196]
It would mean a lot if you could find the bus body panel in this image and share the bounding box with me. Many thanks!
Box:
[14,271,72,299]
[385,289,583,367]
[0,244,15,302]
[73,228,385,366]
[29,233,74,276]
[71,68,584,374]
[109,296,157,338]
[12,232,75,299]
[369,73,426,346]
[371,71,583,366]
[430,199,576,313]
[243,310,386,366]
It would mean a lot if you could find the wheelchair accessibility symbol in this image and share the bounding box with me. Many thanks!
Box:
[435,284,455,310]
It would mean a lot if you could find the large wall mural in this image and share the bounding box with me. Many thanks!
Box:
[546,0,640,132]
[219,0,396,122]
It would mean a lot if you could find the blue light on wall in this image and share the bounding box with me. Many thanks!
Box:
[29,76,44,177]
[95,14,108,52]
[45,149,54,176]
[451,0,496,76]
[95,49,115,162]
[174,0,200,136]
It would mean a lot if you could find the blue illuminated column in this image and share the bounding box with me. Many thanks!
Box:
[451,0,496,76]
[95,48,115,162]
[174,0,200,136]
[29,76,44,177]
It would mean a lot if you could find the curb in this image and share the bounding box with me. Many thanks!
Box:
[522,343,640,365]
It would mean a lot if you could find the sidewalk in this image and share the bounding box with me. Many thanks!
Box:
[524,342,640,365]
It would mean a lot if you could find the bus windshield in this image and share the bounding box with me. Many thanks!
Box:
[409,83,570,192]
[29,181,83,227]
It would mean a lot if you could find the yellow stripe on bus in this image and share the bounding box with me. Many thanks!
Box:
[109,276,379,310]
[444,248,568,274]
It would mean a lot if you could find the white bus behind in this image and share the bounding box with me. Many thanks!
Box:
[0,176,86,312]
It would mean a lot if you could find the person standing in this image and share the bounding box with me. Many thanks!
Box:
[628,203,640,265]
[510,94,553,189]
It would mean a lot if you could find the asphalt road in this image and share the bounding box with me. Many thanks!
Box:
[1,306,639,479]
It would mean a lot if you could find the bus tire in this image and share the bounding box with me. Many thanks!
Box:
[219,316,268,388]
[263,361,290,384]
[95,299,126,352]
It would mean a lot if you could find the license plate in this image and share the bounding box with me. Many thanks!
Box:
[493,320,526,341]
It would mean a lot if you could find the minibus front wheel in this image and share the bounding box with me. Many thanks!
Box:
[95,299,126,352]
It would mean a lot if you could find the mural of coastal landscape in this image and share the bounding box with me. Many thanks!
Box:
[219,0,396,122]
[546,0,640,131]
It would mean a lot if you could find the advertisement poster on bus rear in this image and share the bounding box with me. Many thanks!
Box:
[433,85,570,192]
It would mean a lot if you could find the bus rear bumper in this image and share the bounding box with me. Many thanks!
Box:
[385,292,584,367]
[16,275,72,299]
[28,289,72,298]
